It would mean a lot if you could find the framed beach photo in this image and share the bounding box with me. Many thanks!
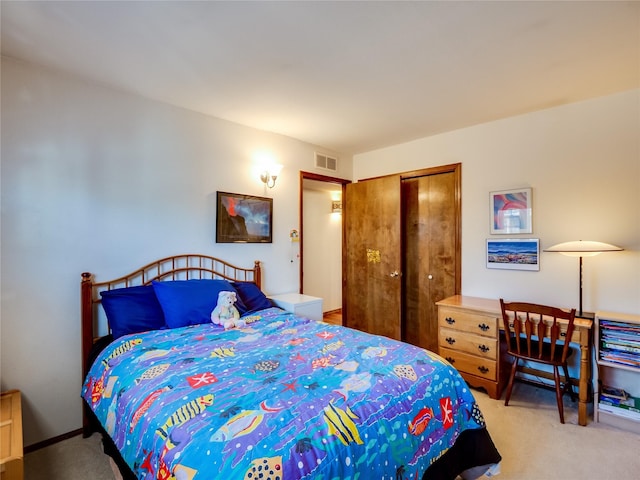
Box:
[486,238,540,271]
[216,191,273,243]
[490,188,532,234]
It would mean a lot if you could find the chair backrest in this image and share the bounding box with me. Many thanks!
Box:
[500,299,576,363]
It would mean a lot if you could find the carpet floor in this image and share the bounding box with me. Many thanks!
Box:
[25,382,640,479]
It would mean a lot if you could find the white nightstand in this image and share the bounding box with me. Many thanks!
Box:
[269,293,323,321]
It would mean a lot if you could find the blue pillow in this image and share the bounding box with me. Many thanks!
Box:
[152,279,245,328]
[232,281,273,313]
[100,285,166,339]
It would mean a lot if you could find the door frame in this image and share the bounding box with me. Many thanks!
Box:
[299,171,351,295]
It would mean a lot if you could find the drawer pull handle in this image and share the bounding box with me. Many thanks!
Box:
[445,317,456,325]
[445,357,455,364]
[478,323,490,332]
[478,344,490,353]
[478,366,489,374]
[446,337,456,345]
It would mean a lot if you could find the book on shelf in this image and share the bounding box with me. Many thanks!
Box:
[598,351,640,368]
[598,402,640,421]
[600,385,628,401]
[599,319,640,331]
[600,396,640,411]
[599,359,640,368]
[601,342,640,354]
[599,388,640,412]
[601,332,640,342]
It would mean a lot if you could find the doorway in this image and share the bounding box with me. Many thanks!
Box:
[299,172,350,323]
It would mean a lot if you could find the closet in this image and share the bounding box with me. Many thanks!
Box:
[344,164,460,352]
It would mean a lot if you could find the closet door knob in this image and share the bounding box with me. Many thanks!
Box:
[390,270,400,277]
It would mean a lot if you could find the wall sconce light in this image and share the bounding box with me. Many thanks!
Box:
[260,164,283,189]
[544,240,623,317]
[331,201,343,213]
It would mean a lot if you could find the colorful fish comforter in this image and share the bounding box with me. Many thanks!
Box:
[82,307,496,480]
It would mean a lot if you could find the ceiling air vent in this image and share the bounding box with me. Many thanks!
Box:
[315,152,338,172]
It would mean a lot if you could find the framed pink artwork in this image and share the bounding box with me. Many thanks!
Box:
[490,188,532,234]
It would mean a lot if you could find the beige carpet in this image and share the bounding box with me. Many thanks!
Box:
[475,382,640,479]
[24,432,115,480]
[25,383,640,479]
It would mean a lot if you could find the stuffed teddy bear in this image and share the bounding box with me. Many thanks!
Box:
[211,290,245,329]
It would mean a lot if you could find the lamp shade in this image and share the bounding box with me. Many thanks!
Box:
[544,240,623,257]
[544,240,623,316]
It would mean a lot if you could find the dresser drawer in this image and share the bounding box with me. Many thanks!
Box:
[439,347,497,381]
[438,329,498,360]
[439,308,498,337]
[0,390,23,480]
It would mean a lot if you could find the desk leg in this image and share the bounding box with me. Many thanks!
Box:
[578,331,590,426]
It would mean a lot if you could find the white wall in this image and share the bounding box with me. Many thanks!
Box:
[0,57,352,446]
[3,54,638,446]
[302,187,342,311]
[354,90,640,316]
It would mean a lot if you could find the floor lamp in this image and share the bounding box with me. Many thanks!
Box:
[544,240,623,317]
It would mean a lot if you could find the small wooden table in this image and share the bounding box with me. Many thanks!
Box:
[437,295,593,426]
[0,390,23,480]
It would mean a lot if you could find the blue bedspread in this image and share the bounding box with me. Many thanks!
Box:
[82,307,487,479]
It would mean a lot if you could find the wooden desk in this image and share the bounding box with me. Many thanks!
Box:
[437,295,593,426]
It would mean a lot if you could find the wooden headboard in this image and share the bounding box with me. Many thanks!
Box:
[80,254,260,436]
[81,254,261,377]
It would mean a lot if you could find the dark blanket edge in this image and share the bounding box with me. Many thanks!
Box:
[85,403,137,480]
[422,427,502,480]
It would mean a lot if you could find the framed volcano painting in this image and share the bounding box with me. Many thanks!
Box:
[216,191,273,243]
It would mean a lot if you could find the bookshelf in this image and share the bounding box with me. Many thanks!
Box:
[594,311,640,433]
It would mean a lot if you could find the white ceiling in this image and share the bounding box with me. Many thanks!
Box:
[2,1,638,155]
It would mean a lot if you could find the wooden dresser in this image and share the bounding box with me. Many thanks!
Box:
[437,295,507,400]
[0,390,23,480]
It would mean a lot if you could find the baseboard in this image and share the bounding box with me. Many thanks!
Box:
[24,428,83,454]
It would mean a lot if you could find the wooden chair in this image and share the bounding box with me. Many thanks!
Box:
[500,299,577,423]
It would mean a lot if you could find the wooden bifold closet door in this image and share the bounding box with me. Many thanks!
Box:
[344,175,402,341]
[344,164,460,352]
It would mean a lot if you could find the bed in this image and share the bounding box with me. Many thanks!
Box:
[81,254,501,480]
